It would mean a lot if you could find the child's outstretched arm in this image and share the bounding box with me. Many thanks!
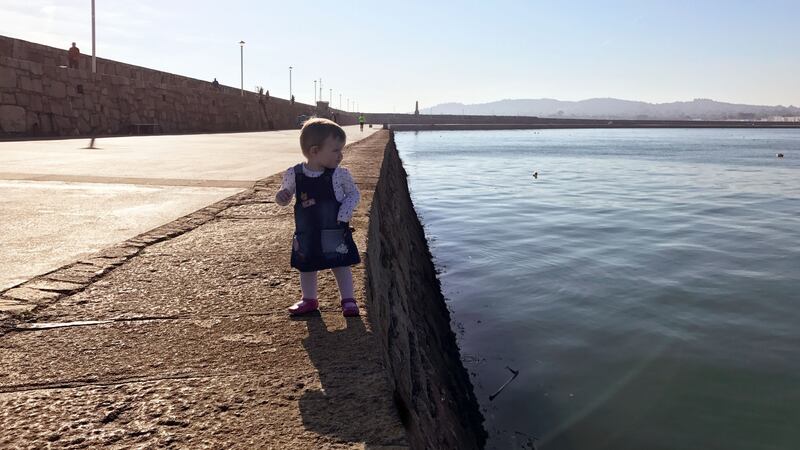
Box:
[336,168,361,223]
[275,167,296,206]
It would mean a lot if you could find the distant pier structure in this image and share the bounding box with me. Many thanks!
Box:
[414,101,419,115]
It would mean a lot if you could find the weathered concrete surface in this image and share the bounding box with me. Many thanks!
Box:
[0,131,407,449]
[0,125,378,290]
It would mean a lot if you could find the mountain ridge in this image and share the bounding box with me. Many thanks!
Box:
[421,98,800,120]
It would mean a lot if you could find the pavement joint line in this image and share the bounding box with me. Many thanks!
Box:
[0,373,247,395]
[219,215,293,220]
[0,172,258,189]
[3,310,366,333]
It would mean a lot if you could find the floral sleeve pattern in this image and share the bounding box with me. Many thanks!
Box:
[334,167,360,223]
[279,167,296,195]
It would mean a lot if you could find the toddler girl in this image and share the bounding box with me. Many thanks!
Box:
[274,118,361,316]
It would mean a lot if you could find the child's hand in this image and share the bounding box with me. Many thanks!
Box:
[275,189,292,206]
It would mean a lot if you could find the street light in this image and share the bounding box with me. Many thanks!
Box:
[289,66,293,101]
[319,78,323,103]
[314,80,317,103]
[91,0,96,73]
[329,88,332,104]
[239,40,245,96]
[339,93,342,109]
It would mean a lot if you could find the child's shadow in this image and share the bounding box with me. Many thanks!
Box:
[294,312,406,446]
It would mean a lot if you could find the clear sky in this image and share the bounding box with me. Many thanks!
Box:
[2,0,798,112]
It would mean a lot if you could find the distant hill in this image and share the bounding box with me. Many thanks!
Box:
[421,98,800,120]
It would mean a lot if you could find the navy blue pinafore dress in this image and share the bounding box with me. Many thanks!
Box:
[290,164,360,272]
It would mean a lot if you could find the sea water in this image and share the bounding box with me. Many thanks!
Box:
[395,128,800,450]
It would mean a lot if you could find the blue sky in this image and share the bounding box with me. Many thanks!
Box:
[2,0,798,112]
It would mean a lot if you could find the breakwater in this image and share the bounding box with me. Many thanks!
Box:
[368,113,800,130]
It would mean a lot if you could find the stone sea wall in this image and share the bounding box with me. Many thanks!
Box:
[0,35,356,137]
[365,133,487,449]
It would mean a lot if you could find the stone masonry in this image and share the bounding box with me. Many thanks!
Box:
[0,35,356,138]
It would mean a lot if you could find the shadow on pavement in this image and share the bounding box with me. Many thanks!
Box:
[294,312,406,446]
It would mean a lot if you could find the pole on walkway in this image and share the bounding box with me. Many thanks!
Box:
[239,41,245,96]
[289,66,292,100]
[91,0,96,73]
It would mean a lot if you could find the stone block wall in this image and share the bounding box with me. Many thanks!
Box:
[0,35,355,137]
[365,132,487,449]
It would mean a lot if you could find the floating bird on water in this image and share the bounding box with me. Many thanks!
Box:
[532,171,538,179]
[776,153,784,158]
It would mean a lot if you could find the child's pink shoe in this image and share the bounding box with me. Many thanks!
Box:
[341,298,359,317]
[288,298,319,316]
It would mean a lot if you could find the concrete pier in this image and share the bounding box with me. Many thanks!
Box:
[0,131,407,449]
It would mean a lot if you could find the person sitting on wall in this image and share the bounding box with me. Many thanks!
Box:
[67,42,80,69]
[211,78,220,89]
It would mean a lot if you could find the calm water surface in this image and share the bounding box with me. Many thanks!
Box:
[394,129,800,450]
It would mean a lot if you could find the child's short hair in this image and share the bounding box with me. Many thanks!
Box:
[300,118,346,156]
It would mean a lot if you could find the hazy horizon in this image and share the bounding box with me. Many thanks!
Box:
[2,0,798,113]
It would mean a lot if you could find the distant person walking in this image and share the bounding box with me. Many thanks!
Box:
[358,113,365,131]
[211,78,220,89]
[67,42,80,69]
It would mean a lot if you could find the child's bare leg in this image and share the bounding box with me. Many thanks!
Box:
[299,271,318,299]
[331,266,354,299]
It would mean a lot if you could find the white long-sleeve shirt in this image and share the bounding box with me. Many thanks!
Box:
[279,164,361,223]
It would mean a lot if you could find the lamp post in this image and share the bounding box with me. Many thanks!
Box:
[329,88,332,104]
[347,98,349,111]
[239,40,245,96]
[91,0,96,73]
[339,93,342,109]
[289,66,293,100]
[319,78,323,103]
[314,80,317,103]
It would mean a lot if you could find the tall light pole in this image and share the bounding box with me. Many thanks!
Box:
[314,80,317,103]
[239,40,245,96]
[339,93,342,109]
[289,66,293,100]
[329,88,332,104]
[319,78,323,103]
[347,98,349,111]
[91,0,96,73]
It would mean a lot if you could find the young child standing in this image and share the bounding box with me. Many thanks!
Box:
[275,118,361,316]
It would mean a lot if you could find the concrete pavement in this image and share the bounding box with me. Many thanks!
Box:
[0,125,378,289]
[0,131,408,448]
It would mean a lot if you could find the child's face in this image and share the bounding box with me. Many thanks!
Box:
[309,135,346,169]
